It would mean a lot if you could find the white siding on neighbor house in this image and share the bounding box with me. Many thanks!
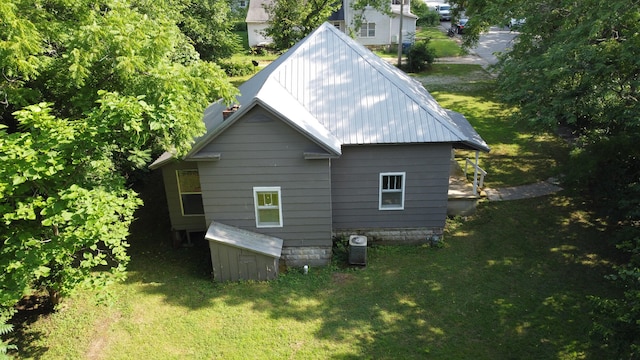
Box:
[331,144,452,230]
[246,0,273,47]
[247,23,271,47]
[196,107,333,248]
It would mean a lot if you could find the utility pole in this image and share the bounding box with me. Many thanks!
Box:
[396,0,404,67]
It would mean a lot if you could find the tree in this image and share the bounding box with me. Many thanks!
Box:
[448,0,640,357]
[0,0,237,320]
[405,39,435,72]
[262,0,391,51]
[411,0,438,27]
[262,0,343,50]
[179,0,242,61]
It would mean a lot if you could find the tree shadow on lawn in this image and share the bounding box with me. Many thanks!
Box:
[127,175,622,359]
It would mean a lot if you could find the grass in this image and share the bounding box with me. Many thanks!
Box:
[410,63,569,187]
[12,190,620,359]
[7,48,621,359]
[417,26,465,58]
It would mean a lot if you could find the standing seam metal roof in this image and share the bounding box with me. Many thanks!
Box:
[183,22,488,162]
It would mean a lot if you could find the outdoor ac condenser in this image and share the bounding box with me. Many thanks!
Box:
[348,235,367,266]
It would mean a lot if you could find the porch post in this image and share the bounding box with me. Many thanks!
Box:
[473,151,479,193]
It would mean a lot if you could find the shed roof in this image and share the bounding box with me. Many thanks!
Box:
[205,221,283,258]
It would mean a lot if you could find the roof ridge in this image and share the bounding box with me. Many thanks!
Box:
[283,23,473,144]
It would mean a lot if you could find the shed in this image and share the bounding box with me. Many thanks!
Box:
[205,221,283,282]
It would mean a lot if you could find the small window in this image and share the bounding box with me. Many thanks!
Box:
[253,187,283,228]
[379,172,405,210]
[392,0,407,4]
[360,23,376,38]
[177,170,204,216]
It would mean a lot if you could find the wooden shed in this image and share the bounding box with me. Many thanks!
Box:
[205,221,283,282]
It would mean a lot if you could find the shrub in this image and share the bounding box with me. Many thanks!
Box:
[412,2,439,27]
[405,39,435,73]
[218,60,257,77]
[0,316,16,360]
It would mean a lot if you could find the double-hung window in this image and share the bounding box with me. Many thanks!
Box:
[379,172,405,210]
[177,170,204,216]
[253,187,283,228]
[360,22,376,38]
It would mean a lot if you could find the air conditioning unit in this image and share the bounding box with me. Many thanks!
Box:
[348,235,367,265]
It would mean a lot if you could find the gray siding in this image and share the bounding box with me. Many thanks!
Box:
[197,107,333,248]
[208,242,279,281]
[331,144,452,229]
[160,161,207,231]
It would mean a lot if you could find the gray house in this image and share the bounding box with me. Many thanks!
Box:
[150,23,489,269]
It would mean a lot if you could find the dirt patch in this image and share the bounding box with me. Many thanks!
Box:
[85,311,122,360]
[331,272,356,285]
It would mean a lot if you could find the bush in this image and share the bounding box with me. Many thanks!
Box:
[217,60,257,77]
[405,39,435,73]
[411,1,439,27]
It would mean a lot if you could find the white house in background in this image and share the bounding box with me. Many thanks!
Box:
[246,0,418,48]
[246,0,273,47]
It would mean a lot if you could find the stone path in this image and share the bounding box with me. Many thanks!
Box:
[484,178,563,201]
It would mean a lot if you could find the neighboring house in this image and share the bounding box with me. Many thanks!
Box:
[246,0,418,47]
[246,0,272,47]
[151,23,489,270]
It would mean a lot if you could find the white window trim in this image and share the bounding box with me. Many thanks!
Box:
[360,22,376,38]
[176,169,204,216]
[253,186,283,228]
[379,172,406,211]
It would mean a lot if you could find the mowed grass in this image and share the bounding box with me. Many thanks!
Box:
[418,64,570,187]
[13,190,619,359]
[417,26,465,58]
[9,64,620,359]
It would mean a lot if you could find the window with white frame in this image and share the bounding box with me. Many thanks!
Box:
[253,187,283,228]
[392,0,408,4]
[359,22,376,38]
[177,170,204,216]
[379,172,405,210]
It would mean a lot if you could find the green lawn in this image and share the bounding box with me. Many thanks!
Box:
[12,189,620,359]
[417,26,465,58]
[8,64,621,359]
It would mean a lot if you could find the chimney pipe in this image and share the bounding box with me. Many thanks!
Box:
[222,104,240,120]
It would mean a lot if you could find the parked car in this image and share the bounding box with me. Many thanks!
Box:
[453,17,469,34]
[509,18,525,28]
[435,4,451,21]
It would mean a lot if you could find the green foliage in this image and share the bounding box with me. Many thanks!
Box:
[0,325,17,359]
[263,0,391,51]
[411,1,438,27]
[179,0,242,61]
[348,0,391,38]
[405,39,435,72]
[449,0,640,356]
[218,60,258,77]
[263,0,343,50]
[590,232,640,358]
[0,0,238,327]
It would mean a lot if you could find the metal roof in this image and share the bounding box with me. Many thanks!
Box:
[149,22,490,168]
[206,221,283,258]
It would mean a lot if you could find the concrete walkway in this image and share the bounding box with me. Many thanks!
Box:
[484,178,563,201]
